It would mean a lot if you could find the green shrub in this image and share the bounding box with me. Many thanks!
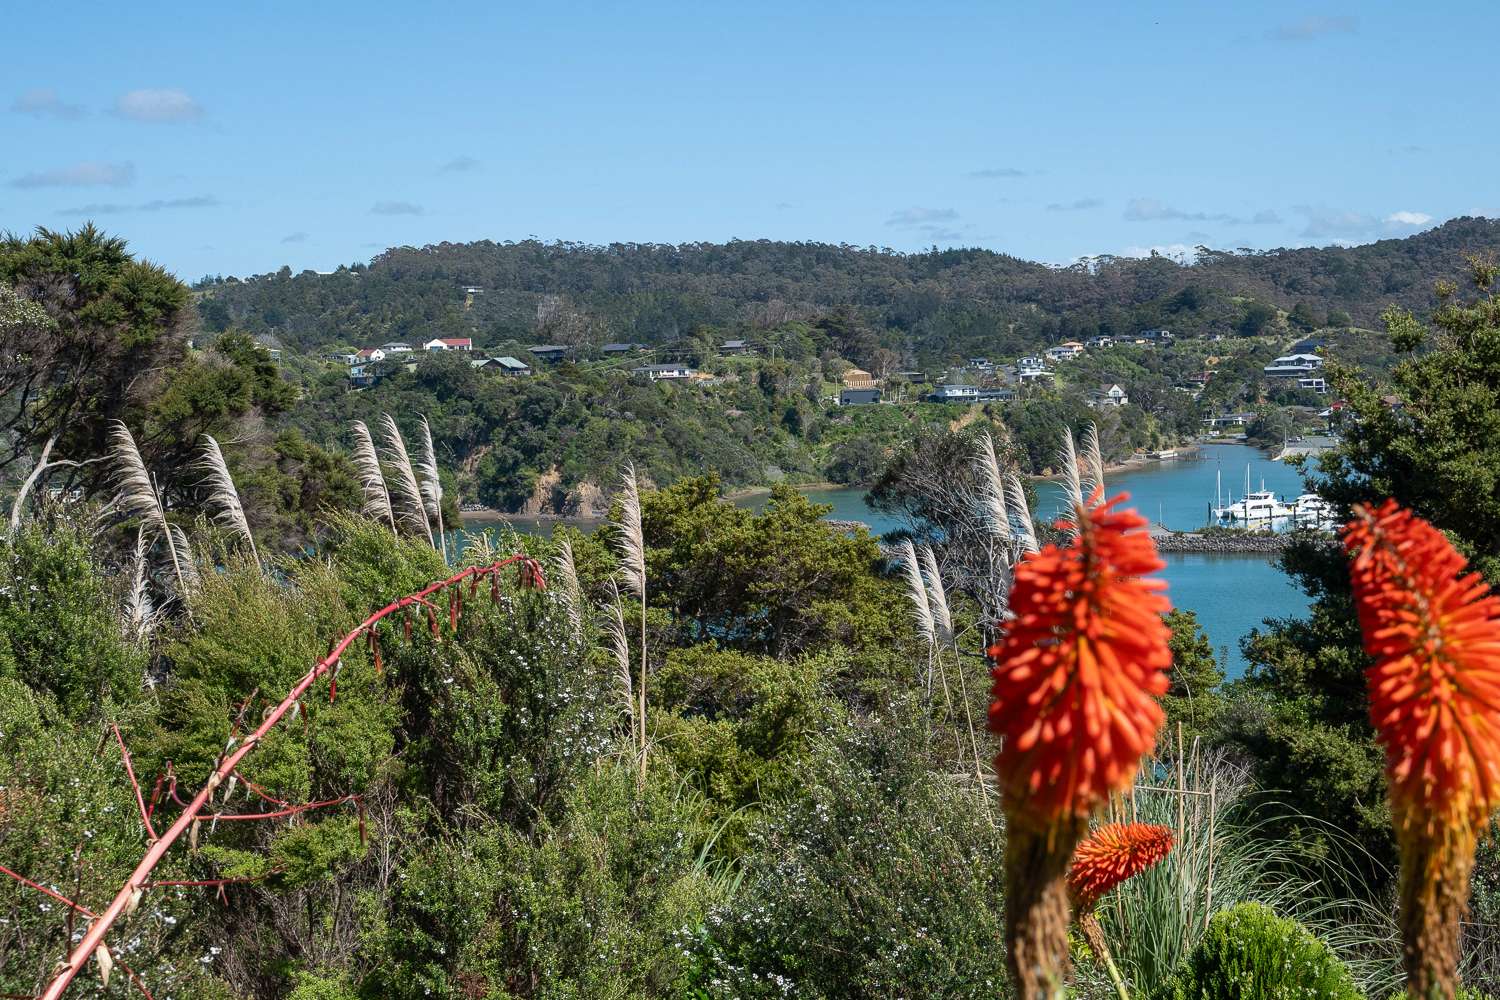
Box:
[1156,902,1360,1000]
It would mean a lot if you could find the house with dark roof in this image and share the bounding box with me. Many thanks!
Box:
[601,342,645,354]
[471,356,533,376]
[720,339,755,355]
[529,345,569,363]
[839,387,881,406]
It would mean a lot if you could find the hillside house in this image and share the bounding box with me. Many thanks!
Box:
[929,384,980,402]
[720,339,755,355]
[1016,355,1047,371]
[380,342,414,354]
[1264,353,1324,377]
[529,345,569,363]
[1085,335,1114,349]
[842,368,876,389]
[632,362,696,381]
[355,348,386,363]
[601,342,645,355]
[424,337,473,352]
[1088,383,1129,408]
[839,387,882,406]
[326,352,360,366]
[1298,376,1328,394]
[471,356,532,376]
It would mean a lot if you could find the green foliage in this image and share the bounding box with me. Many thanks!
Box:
[636,476,912,662]
[1154,903,1361,1000]
[688,711,1007,999]
[1162,608,1225,743]
[362,762,725,1000]
[0,516,146,718]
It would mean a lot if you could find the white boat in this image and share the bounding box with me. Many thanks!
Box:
[1291,493,1336,528]
[1214,489,1294,526]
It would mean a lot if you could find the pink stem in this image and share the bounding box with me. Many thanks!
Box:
[39,555,544,999]
[112,725,158,842]
[0,863,97,917]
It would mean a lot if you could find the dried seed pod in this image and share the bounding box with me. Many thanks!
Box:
[403,611,413,641]
[427,604,438,638]
[94,944,113,988]
[368,628,383,676]
[449,588,460,631]
[190,819,202,852]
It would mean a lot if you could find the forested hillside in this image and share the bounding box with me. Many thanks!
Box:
[194,218,1500,363]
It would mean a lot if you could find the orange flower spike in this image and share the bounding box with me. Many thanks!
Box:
[1068,823,1174,911]
[989,493,1173,823]
[1343,499,1500,998]
[988,493,1173,1000]
[1344,499,1500,833]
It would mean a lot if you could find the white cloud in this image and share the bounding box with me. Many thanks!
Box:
[1384,210,1432,226]
[57,195,218,215]
[1295,205,1438,241]
[968,167,1027,179]
[11,88,85,119]
[11,161,135,188]
[1119,243,1197,263]
[1046,198,1102,212]
[440,155,481,173]
[114,88,204,123]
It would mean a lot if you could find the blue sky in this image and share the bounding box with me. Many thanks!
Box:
[3,1,1495,280]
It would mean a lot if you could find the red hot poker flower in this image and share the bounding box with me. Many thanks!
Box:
[1343,498,1500,997]
[988,493,1173,824]
[1068,822,1174,910]
[1343,499,1500,836]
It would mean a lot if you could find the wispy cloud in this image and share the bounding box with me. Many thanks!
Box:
[886,206,958,227]
[57,195,219,215]
[1269,15,1357,41]
[372,200,424,216]
[114,88,204,123]
[11,88,85,119]
[12,161,135,188]
[968,167,1027,179]
[1119,243,1198,262]
[1294,204,1435,241]
[281,231,309,244]
[1046,197,1103,212]
[1124,198,1281,225]
[439,155,480,172]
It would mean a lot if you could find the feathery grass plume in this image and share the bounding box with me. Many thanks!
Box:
[1069,822,1174,1000]
[898,537,936,648]
[104,420,184,594]
[350,420,395,529]
[416,415,447,559]
[379,413,434,546]
[167,523,200,592]
[604,581,637,743]
[1343,499,1500,998]
[1006,473,1039,554]
[1057,427,1084,509]
[195,434,258,567]
[554,537,585,642]
[1081,422,1105,504]
[987,492,1172,999]
[976,431,1010,534]
[122,524,155,642]
[613,464,648,779]
[919,543,953,642]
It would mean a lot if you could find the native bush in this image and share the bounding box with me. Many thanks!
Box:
[1154,902,1361,1000]
[361,760,725,999]
[0,516,147,718]
[689,706,1007,999]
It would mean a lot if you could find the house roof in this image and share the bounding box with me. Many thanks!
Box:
[493,356,529,369]
[529,344,568,353]
[721,339,750,349]
[435,337,472,346]
[634,363,692,372]
[601,342,641,352]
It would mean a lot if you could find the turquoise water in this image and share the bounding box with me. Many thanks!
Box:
[740,444,1312,677]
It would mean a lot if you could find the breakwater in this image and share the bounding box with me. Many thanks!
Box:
[1153,531,1290,554]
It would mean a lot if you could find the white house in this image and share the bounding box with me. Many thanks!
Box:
[1045,341,1085,361]
[1263,353,1324,377]
[928,384,980,402]
[380,342,414,354]
[424,337,474,352]
[355,348,386,363]
[1085,335,1114,349]
[1298,376,1329,394]
[632,363,696,381]
[1088,383,1129,408]
[1016,355,1047,372]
